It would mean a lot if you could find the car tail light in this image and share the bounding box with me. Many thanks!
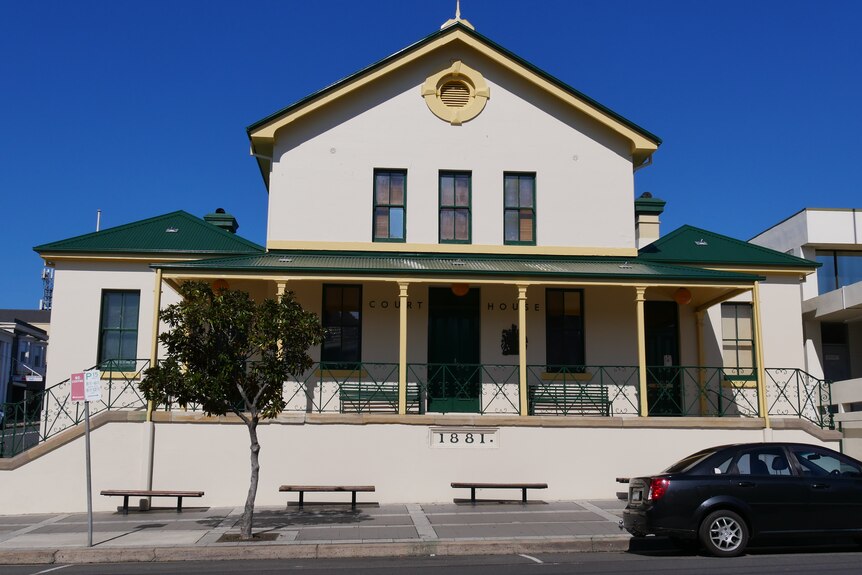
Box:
[648,478,670,501]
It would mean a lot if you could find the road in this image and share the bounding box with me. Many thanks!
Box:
[3,543,862,575]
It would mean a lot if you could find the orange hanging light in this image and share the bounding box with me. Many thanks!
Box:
[451,283,470,297]
[212,279,230,292]
[673,287,692,306]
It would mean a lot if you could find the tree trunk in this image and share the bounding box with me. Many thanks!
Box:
[239,417,260,540]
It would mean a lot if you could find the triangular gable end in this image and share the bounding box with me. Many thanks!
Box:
[34,211,264,256]
[247,22,661,190]
[639,225,818,270]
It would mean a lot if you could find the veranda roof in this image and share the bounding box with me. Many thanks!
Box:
[153,251,762,283]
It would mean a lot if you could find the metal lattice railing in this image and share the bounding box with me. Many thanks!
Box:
[0,359,149,458]
[765,368,834,429]
[2,361,836,459]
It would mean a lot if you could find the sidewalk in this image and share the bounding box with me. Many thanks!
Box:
[0,499,632,565]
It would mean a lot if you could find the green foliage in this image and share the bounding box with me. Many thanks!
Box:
[142,281,325,421]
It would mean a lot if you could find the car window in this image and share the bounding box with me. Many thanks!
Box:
[790,447,862,477]
[663,449,717,473]
[733,449,792,476]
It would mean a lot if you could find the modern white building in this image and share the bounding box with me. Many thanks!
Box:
[751,208,862,382]
[751,208,862,454]
[0,17,842,514]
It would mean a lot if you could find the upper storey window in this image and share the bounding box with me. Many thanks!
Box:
[373,170,406,242]
[439,171,471,243]
[816,250,862,294]
[504,173,536,245]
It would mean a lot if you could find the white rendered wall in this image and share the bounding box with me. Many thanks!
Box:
[267,45,635,252]
[46,262,181,386]
[288,281,639,367]
[0,419,839,515]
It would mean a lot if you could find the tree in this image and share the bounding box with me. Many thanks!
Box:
[141,281,324,539]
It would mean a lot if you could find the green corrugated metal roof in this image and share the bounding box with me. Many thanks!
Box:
[34,211,264,255]
[639,225,818,268]
[153,250,762,282]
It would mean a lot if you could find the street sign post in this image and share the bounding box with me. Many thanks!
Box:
[73,369,101,547]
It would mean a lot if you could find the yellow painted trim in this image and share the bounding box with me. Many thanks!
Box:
[721,378,758,389]
[517,285,529,417]
[695,311,706,416]
[147,268,163,422]
[421,60,489,125]
[706,266,815,277]
[751,283,770,428]
[398,282,409,415]
[314,368,371,378]
[635,286,648,417]
[540,371,592,382]
[249,29,658,160]
[40,254,202,264]
[160,271,758,291]
[265,240,638,257]
[101,371,141,381]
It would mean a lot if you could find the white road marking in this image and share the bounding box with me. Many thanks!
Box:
[519,553,543,564]
[30,565,72,575]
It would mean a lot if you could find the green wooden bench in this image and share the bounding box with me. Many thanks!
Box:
[339,382,421,413]
[528,383,611,416]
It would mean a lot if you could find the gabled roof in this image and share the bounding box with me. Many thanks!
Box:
[639,225,818,269]
[153,250,760,283]
[34,211,264,256]
[247,22,661,189]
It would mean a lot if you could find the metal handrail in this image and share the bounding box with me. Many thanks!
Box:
[0,359,149,458]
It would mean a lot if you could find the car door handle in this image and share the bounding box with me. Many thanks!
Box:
[811,483,831,489]
[737,481,755,487]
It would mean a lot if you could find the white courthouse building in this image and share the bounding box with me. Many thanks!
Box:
[1,18,844,513]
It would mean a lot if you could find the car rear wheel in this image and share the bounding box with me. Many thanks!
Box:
[699,510,748,557]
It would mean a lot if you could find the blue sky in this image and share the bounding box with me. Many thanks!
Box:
[1,1,859,309]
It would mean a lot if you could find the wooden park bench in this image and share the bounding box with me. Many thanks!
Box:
[100,489,204,514]
[528,382,610,416]
[339,382,421,413]
[451,482,548,503]
[279,484,375,510]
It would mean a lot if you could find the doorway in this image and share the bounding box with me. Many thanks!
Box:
[645,301,682,415]
[427,287,481,413]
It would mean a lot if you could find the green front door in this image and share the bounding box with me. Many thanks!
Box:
[645,301,682,415]
[427,287,481,413]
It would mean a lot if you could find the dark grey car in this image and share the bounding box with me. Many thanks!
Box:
[621,442,862,556]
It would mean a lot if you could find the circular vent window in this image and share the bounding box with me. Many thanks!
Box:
[440,81,471,108]
[421,60,489,125]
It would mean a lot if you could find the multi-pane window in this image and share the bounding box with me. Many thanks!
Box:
[816,250,862,295]
[321,285,362,366]
[98,290,140,371]
[439,171,471,243]
[721,303,754,376]
[504,173,535,245]
[373,170,406,242]
[546,289,585,369]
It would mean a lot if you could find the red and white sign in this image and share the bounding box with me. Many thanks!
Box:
[71,372,85,402]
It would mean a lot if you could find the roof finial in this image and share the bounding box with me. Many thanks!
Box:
[441,0,475,30]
